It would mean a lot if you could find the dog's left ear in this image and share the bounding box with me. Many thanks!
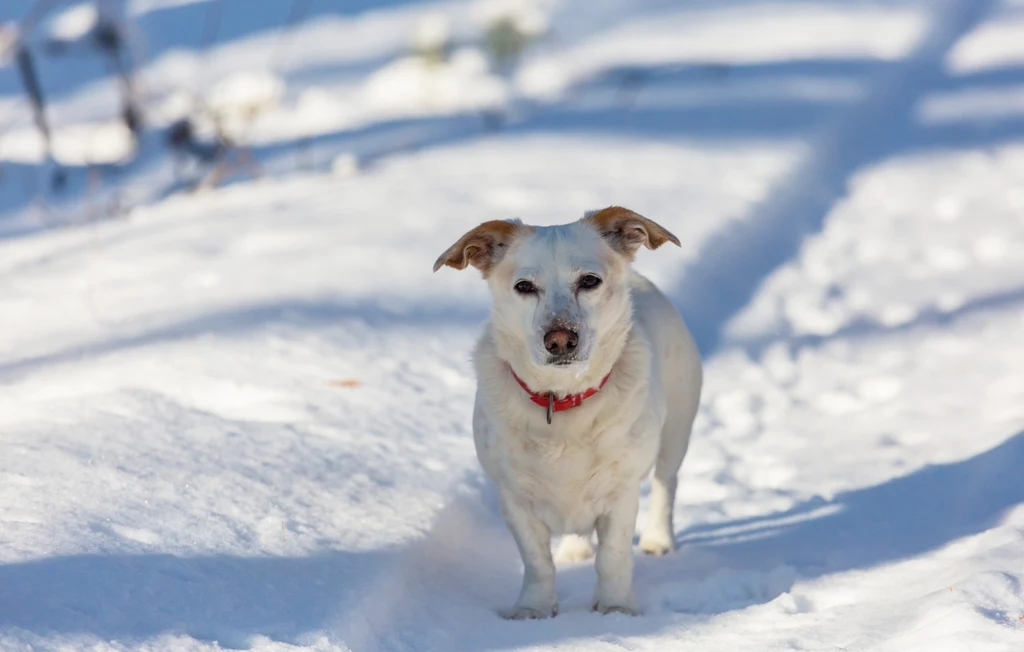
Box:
[433,219,526,274]
[583,206,680,257]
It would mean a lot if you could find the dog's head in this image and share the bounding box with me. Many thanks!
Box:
[434,207,679,373]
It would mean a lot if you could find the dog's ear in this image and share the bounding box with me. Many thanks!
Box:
[433,220,526,274]
[583,206,680,257]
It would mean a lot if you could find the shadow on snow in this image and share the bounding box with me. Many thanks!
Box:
[1,430,1020,649]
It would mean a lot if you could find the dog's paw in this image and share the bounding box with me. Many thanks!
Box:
[638,531,674,556]
[592,586,638,616]
[554,534,595,563]
[591,598,638,616]
[500,603,559,620]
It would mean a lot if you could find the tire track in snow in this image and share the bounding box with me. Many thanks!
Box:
[671,0,997,355]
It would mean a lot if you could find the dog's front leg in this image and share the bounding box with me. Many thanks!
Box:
[498,493,558,619]
[593,487,640,615]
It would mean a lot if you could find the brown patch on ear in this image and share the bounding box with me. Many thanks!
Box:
[583,206,681,257]
[432,220,529,275]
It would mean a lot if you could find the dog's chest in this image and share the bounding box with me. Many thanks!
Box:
[498,423,656,534]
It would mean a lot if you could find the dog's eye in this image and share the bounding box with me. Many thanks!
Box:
[578,274,602,290]
[514,280,537,294]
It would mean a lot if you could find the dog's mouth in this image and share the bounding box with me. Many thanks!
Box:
[546,354,584,367]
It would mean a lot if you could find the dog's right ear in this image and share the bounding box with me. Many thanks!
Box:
[433,220,527,274]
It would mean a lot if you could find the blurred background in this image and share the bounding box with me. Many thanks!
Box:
[1,0,1016,227]
[2,0,754,221]
[1,2,1023,651]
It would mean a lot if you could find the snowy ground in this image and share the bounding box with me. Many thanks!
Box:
[1,0,1024,650]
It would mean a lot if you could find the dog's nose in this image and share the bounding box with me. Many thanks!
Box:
[544,328,578,356]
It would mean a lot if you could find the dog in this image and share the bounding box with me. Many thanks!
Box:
[433,206,702,618]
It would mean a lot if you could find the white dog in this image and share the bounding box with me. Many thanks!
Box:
[434,206,702,619]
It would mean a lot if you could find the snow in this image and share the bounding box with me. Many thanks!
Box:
[412,13,453,52]
[514,1,927,98]
[362,48,508,118]
[946,1,1024,74]
[1,119,136,165]
[1,0,1024,651]
[206,71,287,124]
[46,3,100,43]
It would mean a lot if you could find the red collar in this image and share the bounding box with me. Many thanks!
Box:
[509,365,611,424]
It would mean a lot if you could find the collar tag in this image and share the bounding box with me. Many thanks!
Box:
[507,365,611,424]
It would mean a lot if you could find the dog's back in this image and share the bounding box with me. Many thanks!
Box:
[629,272,702,439]
[629,271,703,555]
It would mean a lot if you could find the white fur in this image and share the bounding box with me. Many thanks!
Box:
[460,217,703,619]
